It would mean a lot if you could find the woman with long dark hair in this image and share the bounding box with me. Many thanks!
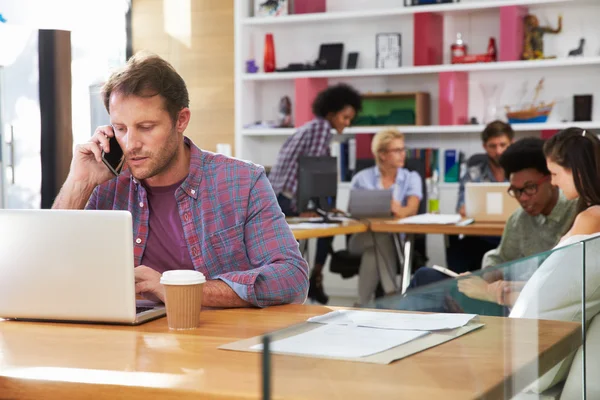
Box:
[544,127,600,238]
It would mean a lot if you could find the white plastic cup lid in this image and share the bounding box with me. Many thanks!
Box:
[160,270,206,285]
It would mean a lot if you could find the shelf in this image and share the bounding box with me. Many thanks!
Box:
[242,128,295,136]
[242,0,574,26]
[242,56,600,81]
[242,121,600,137]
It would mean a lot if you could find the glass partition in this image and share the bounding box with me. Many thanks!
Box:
[371,235,596,399]
[580,235,600,400]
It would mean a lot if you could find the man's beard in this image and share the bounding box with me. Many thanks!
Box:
[127,128,180,181]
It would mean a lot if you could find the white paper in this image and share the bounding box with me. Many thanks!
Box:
[486,192,503,215]
[251,324,428,358]
[307,310,477,331]
[288,223,340,230]
[392,213,462,225]
[287,217,324,223]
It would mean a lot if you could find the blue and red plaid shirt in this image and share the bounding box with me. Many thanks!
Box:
[86,137,309,307]
[268,118,332,210]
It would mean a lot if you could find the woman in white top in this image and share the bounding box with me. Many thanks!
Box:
[349,129,423,306]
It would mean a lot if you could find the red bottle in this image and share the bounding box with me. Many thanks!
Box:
[451,33,467,64]
[487,37,497,61]
[264,33,276,73]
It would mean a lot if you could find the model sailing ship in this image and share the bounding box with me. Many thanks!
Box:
[505,79,554,123]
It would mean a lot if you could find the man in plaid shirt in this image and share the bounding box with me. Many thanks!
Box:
[269,84,362,304]
[53,52,308,308]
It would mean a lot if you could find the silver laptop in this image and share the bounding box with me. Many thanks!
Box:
[348,189,393,218]
[465,182,520,223]
[0,209,165,325]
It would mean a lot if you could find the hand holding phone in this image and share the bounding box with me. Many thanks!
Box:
[101,134,124,176]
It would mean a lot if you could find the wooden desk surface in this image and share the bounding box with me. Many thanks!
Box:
[289,220,368,240]
[370,219,505,237]
[0,305,581,400]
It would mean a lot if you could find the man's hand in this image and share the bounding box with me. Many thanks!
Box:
[456,273,496,303]
[459,205,466,218]
[53,125,120,209]
[330,208,348,217]
[135,265,165,303]
[68,125,118,186]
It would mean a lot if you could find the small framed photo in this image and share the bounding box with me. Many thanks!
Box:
[255,0,289,17]
[376,33,402,69]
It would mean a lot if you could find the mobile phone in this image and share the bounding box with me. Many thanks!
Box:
[101,135,124,176]
[431,265,459,278]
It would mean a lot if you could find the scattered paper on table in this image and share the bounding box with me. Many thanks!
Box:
[287,217,325,223]
[251,324,428,358]
[307,310,477,331]
[288,223,340,230]
[392,214,462,225]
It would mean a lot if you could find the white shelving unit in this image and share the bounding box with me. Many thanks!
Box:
[236,0,600,162]
[242,0,577,26]
[242,120,600,137]
[243,56,600,81]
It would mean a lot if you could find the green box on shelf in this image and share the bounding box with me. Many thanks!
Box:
[353,92,430,127]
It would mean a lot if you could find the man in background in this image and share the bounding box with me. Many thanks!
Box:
[447,120,514,273]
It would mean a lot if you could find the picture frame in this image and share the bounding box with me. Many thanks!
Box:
[255,0,289,17]
[376,33,401,69]
[346,52,359,69]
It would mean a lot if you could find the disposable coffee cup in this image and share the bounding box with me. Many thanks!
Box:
[160,270,206,330]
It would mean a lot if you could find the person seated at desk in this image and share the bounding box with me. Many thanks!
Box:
[460,127,600,308]
[268,83,362,305]
[382,128,600,396]
[349,129,423,306]
[410,137,578,289]
[52,52,309,308]
[405,129,597,310]
[447,120,514,273]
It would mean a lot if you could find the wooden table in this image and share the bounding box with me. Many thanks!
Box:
[0,305,581,399]
[369,220,506,293]
[288,219,368,240]
[369,220,505,237]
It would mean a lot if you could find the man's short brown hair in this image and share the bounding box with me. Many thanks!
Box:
[481,120,515,143]
[102,52,189,124]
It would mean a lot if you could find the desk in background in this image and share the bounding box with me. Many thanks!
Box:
[370,220,506,293]
[0,305,581,399]
[288,219,368,240]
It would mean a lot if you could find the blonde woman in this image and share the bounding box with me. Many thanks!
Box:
[349,129,423,306]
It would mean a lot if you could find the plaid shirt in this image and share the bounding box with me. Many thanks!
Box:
[268,118,332,210]
[86,137,309,307]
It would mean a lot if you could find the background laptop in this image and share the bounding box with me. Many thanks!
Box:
[348,189,393,218]
[465,182,520,223]
[0,209,165,325]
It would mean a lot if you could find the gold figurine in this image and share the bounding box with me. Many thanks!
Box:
[522,14,562,60]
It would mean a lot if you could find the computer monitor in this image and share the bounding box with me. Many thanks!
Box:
[296,156,338,219]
